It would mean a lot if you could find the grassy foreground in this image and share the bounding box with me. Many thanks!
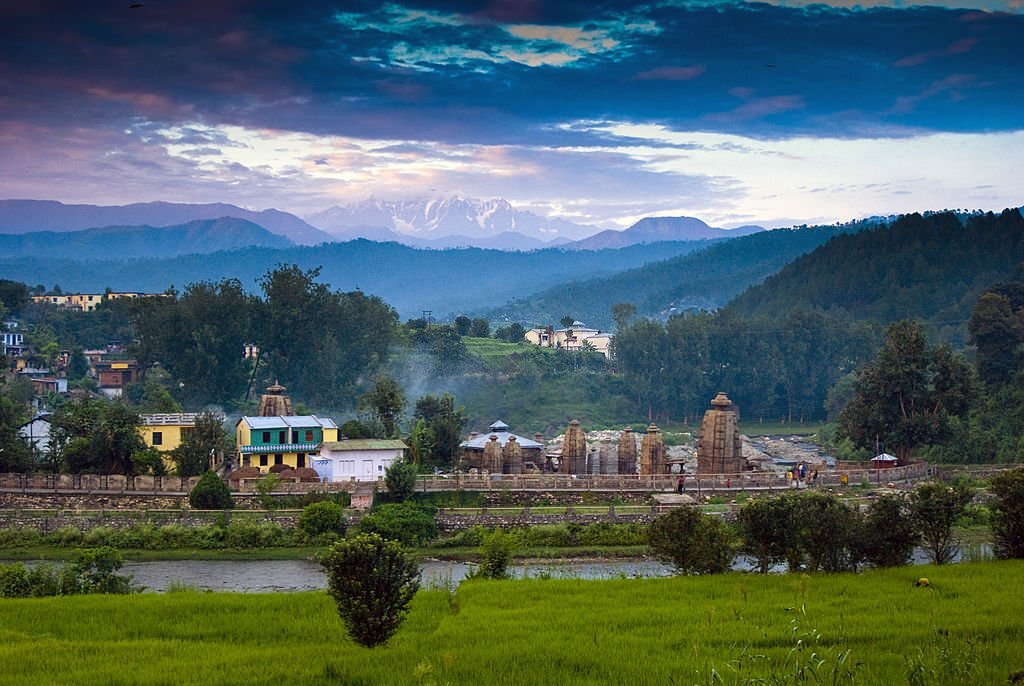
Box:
[2,562,1024,684]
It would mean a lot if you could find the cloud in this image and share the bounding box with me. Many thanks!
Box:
[632,65,706,81]
[0,1,1021,228]
[894,37,978,67]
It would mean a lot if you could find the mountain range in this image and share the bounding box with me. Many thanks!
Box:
[0,239,713,319]
[565,216,765,250]
[0,199,332,246]
[308,197,597,244]
[0,197,767,253]
[0,217,293,260]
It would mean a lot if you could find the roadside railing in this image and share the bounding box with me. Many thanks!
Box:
[0,462,939,496]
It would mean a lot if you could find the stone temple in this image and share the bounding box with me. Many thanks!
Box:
[696,392,748,474]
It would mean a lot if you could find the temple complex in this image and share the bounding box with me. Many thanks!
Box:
[638,424,666,475]
[696,392,748,474]
[460,420,544,472]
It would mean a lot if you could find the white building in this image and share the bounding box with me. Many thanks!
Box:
[18,414,53,457]
[312,439,408,482]
[524,321,613,357]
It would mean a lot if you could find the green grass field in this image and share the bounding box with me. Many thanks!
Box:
[2,561,1022,685]
[463,337,543,362]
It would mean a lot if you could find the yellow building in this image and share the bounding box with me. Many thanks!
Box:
[139,413,211,470]
[236,415,339,472]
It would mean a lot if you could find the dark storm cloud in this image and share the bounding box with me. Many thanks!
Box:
[1,1,1020,145]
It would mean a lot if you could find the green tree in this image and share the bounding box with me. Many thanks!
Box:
[647,506,735,575]
[910,482,972,564]
[968,286,1024,388]
[989,467,1024,559]
[559,315,575,328]
[0,379,32,472]
[358,502,437,546]
[406,418,432,466]
[611,302,636,330]
[298,501,347,541]
[64,347,89,382]
[838,320,975,463]
[859,494,919,568]
[320,533,420,648]
[188,470,234,510]
[171,412,225,477]
[737,497,796,574]
[359,374,405,438]
[384,457,417,503]
[453,315,472,336]
[0,279,29,314]
[474,529,516,580]
[413,393,467,470]
[469,318,490,338]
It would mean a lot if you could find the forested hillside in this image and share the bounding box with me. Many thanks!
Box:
[0,218,293,259]
[727,209,1024,343]
[485,220,879,329]
[0,238,710,320]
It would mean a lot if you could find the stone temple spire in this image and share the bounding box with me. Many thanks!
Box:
[617,427,637,475]
[482,434,504,473]
[560,419,587,475]
[257,382,293,416]
[638,424,665,475]
[696,392,746,474]
[503,435,523,474]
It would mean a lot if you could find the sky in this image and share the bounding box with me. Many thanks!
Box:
[0,0,1021,230]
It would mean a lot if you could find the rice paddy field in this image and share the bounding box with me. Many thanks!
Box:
[2,560,1022,685]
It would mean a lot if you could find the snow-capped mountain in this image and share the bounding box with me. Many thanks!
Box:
[308,198,598,243]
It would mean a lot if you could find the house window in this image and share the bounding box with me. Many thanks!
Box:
[262,431,271,443]
[297,454,305,468]
[243,455,250,466]
[278,430,287,444]
[305,429,314,442]
[292,430,300,443]
[259,454,268,467]
[274,454,283,465]
[152,431,162,446]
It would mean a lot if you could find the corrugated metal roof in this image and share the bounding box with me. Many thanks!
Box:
[323,439,408,451]
[460,427,543,450]
[238,415,339,430]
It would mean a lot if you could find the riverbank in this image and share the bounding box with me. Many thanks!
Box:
[0,543,652,563]
[2,560,1022,685]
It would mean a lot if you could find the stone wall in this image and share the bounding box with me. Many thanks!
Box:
[436,510,656,532]
[0,508,299,534]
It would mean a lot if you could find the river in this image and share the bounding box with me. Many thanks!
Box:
[115,558,674,593]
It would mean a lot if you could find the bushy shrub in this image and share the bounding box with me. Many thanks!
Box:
[51,525,84,548]
[298,501,347,541]
[82,526,119,547]
[739,493,863,573]
[0,527,43,549]
[0,563,32,597]
[320,533,421,648]
[911,482,972,564]
[189,470,234,510]
[432,526,488,548]
[647,507,736,575]
[473,530,515,580]
[989,467,1024,559]
[71,546,136,594]
[860,494,919,568]
[384,458,417,503]
[513,524,572,548]
[358,502,438,546]
[576,522,647,547]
